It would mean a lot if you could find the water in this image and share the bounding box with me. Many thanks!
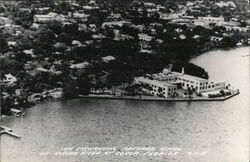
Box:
[1,47,249,162]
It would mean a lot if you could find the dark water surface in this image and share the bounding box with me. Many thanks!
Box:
[1,47,249,162]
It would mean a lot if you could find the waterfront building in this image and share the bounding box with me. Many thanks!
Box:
[134,63,227,98]
[153,66,227,93]
[134,76,177,98]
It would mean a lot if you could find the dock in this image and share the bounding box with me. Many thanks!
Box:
[0,126,21,139]
[79,91,240,102]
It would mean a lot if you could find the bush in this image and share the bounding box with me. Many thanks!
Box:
[208,93,222,98]
[220,90,225,96]
[196,93,202,97]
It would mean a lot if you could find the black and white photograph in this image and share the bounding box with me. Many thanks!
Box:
[0,0,249,161]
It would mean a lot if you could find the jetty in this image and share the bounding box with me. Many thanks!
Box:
[0,126,21,139]
[79,91,240,102]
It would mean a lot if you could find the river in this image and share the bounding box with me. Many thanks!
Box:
[1,47,249,162]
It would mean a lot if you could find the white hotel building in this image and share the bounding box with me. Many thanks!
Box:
[134,77,177,98]
[134,66,226,98]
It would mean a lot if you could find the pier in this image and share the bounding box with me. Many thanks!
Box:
[0,126,21,139]
[79,91,240,102]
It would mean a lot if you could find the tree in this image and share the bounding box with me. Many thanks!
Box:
[76,70,91,95]
[172,63,209,79]
[63,77,79,99]
[220,90,225,96]
[1,96,14,115]
[220,36,237,48]
[57,33,73,46]
[48,21,63,35]
[0,38,8,53]
[0,58,24,77]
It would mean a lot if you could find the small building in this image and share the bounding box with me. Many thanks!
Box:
[69,62,90,69]
[28,93,42,103]
[102,56,115,63]
[138,33,153,42]
[34,12,65,23]
[2,73,17,85]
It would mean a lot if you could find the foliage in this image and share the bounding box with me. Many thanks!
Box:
[172,62,209,79]
[0,58,24,77]
[62,77,79,99]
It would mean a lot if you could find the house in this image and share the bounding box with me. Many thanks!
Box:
[138,33,153,42]
[72,40,83,47]
[2,73,17,85]
[7,41,17,47]
[43,88,63,99]
[71,12,89,22]
[102,56,115,63]
[23,49,37,58]
[113,29,133,41]
[82,5,99,10]
[215,1,236,8]
[91,34,106,40]
[69,62,90,69]
[0,16,11,25]
[140,48,153,54]
[50,91,63,99]
[102,20,131,29]
[211,36,223,42]
[34,12,65,23]
[28,93,42,103]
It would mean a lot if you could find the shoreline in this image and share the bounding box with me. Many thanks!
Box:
[2,46,247,116]
[1,91,239,117]
[78,92,240,102]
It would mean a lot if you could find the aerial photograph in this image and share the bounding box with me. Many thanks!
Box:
[0,0,249,162]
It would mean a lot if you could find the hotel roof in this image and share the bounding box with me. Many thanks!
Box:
[172,72,207,82]
[135,76,177,88]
